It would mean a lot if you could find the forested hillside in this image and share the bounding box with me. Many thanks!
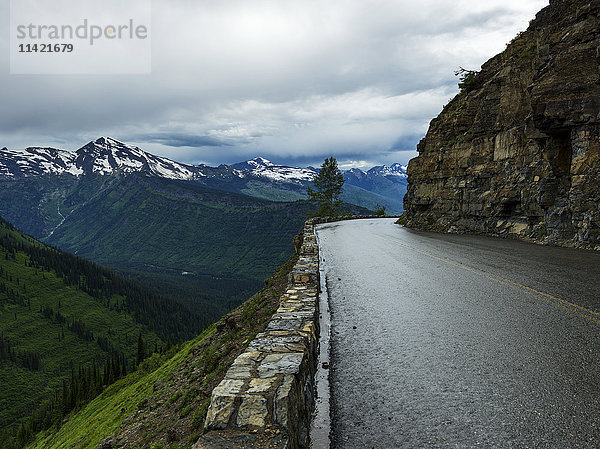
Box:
[23,253,299,449]
[0,172,367,320]
[0,217,203,446]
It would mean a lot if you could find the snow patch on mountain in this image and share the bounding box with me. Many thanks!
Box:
[230,157,273,171]
[367,163,408,179]
[344,167,369,179]
[0,147,83,177]
[255,166,316,183]
[249,157,273,168]
[230,157,316,184]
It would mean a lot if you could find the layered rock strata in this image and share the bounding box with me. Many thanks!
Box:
[404,0,600,249]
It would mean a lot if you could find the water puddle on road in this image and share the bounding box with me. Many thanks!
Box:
[309,229,331,449]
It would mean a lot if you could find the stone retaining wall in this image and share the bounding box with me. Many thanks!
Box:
[196,216,391,449]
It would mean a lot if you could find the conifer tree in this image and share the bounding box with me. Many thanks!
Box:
[307,157,345,217]
[121,353,128,376]
[136,332,146,366]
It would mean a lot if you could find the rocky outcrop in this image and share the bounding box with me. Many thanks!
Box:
[404,0,600,248]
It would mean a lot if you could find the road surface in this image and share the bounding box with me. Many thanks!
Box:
[315,218,600,448]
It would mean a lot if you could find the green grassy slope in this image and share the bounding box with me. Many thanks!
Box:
[0,217,201,442]
[26,254,298,449]
[0,175,107,238]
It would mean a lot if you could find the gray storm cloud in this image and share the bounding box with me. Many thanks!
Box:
[0,0,548,167]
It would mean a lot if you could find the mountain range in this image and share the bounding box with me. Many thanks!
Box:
[0,137,407,213]
[0,138,380,332]
[0,137,404,339]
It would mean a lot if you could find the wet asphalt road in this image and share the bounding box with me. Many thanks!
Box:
[315,218,600,448]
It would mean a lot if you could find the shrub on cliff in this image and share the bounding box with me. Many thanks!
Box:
[455,67,480,93]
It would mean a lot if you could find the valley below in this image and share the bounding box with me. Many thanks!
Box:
[0,137,404,324]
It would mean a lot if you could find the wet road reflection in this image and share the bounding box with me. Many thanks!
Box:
[316,218,600,448]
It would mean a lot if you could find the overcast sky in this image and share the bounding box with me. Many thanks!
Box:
[1,0,548,169]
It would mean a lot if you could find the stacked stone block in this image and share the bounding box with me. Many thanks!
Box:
[197,216,388,448]
[199,219,321,448]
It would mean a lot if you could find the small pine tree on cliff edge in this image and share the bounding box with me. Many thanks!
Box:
[307,157,345,217]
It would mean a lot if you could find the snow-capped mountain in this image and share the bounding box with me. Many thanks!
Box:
[0,138,407,212]
[344,167,369,181]
[367,163,408,181]
[0,138,407,187]
[230,157,274,171]
[225,158,408,212]
[230,157,316,184]
[343,164,408,188]
[227,158,409,186]
[75,137,200,180]
[0,146,81,178]
[341,164,407,213]
[0,137,200,180]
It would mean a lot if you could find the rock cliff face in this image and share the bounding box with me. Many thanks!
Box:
[404,0,600,248]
